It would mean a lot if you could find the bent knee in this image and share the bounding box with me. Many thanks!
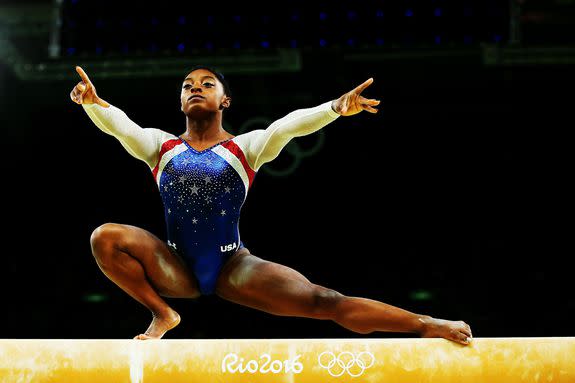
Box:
[311,287,344,318]
[90,223,125,252]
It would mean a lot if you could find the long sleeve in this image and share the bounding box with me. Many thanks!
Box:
[235,101,340,171]
[82,103,168,169]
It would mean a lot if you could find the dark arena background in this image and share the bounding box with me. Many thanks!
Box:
[1,0,572,341]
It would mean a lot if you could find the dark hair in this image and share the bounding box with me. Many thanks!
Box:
[187,65,232,98]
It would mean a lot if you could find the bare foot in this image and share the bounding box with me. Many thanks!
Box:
[133,308,181,340]
[418,316,473,346]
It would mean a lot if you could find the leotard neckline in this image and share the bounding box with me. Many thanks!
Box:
[178,136,234,153]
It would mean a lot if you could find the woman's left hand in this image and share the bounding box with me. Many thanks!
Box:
[332,78,380,116]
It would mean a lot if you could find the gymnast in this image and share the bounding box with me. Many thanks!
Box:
[70,65,472,345]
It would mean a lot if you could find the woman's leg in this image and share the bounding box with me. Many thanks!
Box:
[216,249,472,345]
[90,223,201,339]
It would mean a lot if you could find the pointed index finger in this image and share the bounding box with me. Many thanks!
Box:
[75,66,93,86]
[353,77,374,95]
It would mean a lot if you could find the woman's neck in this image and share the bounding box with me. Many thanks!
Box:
[183,116,227,142]
[181,118,233,147]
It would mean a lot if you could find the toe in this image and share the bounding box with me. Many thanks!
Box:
[459,333,472,345]
[461,327,472,338]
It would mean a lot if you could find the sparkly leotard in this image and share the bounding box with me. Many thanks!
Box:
[83,101,339,294]
[153,137,255,293]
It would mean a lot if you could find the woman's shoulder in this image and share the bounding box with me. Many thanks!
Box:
[231,130,265,148]
[232,129,266,141]
[141,128,181,149]
[146,128,178,140]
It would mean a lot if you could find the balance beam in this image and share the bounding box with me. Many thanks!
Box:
[1,337,574,382]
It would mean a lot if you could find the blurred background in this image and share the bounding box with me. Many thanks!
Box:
[0,0,572,339]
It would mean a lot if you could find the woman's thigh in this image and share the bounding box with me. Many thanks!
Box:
[91,223,200,298]
[215,248,339,317]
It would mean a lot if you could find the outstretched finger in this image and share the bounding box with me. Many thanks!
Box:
[359,96,380,106]
[362,105,378,113]
[75,66,93,87]
[352,77,374,95]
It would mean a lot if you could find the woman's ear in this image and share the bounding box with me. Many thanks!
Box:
[220,96,232,109]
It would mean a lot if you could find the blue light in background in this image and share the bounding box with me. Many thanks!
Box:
[60,3,509,55]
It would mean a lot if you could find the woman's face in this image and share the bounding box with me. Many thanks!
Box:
[180,68,230,117]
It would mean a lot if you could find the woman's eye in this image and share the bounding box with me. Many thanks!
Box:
[182,83,213,89]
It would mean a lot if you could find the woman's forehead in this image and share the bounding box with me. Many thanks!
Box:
[184,69,217,81]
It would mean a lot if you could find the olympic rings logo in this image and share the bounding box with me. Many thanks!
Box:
[233,117,325,177]
[318,351,375,378]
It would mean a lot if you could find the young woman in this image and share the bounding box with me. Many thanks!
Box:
[70,65,472,344]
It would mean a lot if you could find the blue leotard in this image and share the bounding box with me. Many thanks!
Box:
[153,137,256,294]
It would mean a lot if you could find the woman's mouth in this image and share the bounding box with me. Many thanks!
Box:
[188,95,205,102]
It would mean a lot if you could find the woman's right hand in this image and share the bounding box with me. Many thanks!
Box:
[70,66,110,107]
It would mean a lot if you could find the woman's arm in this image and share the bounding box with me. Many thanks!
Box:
[240,78,380,171]
[242,101,340,171]
[71,66,164,169]
[81,103,165,168]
